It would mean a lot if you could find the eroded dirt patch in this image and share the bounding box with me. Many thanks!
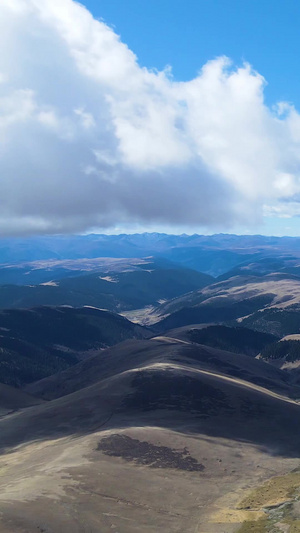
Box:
[97,434,205,471]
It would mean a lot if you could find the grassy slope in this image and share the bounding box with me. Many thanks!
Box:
[2,337,300,531]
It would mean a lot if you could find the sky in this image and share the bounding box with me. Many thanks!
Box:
[1,0,300,236]
[84,0,300,108]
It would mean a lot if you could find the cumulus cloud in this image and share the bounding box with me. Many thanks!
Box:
[0,0,300,235]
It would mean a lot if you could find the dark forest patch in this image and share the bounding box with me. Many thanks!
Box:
[187,326,277,357]
[123,370,233,417]
[97,434,205,471]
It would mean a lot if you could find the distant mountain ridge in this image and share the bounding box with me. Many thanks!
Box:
[2,232,300,275]
[153,272,300,332]
[0,261,212,311]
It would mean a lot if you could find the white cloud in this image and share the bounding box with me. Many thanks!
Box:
[0,0,300,235]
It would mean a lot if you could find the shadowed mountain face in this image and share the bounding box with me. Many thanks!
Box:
[24,337,295,402]
[260,339,300,364]
[0,383,42,416]
[2,339,300,532]
[169,325,278,356]
[0,307,149,387]
[257,338,300,392]
[1,337,300,461]
[0,262,212,312]
[8,358,300,451]
[242,306,300,337]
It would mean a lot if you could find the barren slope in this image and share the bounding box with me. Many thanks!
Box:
[0,383,42,416]
[2,338,300,531]
[24,337,295,400]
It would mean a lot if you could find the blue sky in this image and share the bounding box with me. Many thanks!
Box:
[83,0,300,108]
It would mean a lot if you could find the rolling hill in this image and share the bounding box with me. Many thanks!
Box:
[4,235,300,531]
[153,273,300,333]
[0,261,213,312]
[25,337,295,402]
[241,306,300,337]
[166,325,278,357]
[217,254,300,281]
[1,337,300,531]
[0,306,149,387]
[0,257,157,286]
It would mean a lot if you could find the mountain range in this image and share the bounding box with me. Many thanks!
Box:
[3,232,300,275]
[2,233,300,531]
